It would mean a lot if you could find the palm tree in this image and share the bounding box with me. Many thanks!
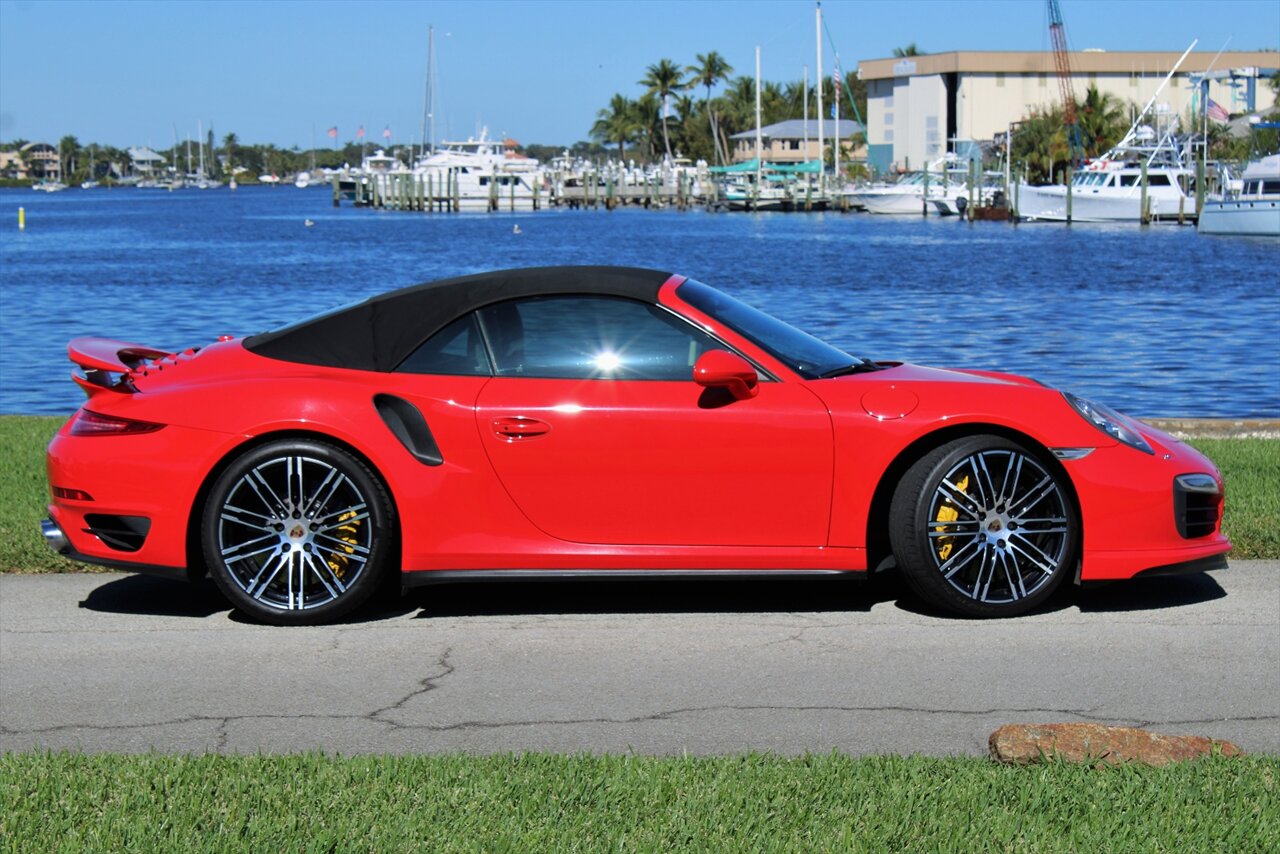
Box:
[58,135,80,183]
[687,51,733,164]
[591,94,638,160]
[1075,86,1127,158]
[1012,108,1071,184]
[714,75,758,161]
[222,133,239,172]
[632,93,663,160]
[892,43,924,58]
[639,58,685,159]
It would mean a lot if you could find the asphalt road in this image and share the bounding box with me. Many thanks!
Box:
[2,562,1277,756]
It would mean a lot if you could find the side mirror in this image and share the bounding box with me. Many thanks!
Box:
[693,350,759,400]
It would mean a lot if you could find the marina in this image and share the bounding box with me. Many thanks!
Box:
[2,185,1276,420]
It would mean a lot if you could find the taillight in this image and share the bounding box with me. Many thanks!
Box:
[69,409,165,436]
[53,486,94,501]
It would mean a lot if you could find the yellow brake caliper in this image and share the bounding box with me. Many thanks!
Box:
[325,510,362,580]
[935,475,969,561]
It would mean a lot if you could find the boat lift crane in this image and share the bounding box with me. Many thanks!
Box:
[1047,0,1085,167]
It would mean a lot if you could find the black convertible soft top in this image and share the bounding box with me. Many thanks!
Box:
[244,266,676,372]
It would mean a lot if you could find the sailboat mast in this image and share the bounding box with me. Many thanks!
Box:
[419,25,435,161]
[755,46,763,189]
[803,65,809,157]
[816,2,824,176]
[197,119,205,177]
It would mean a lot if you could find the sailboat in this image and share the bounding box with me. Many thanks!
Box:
[719,46,789,211]
[80,145,100,189]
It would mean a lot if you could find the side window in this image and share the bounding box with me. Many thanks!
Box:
[397,313,491,375]
[478,296,722,380]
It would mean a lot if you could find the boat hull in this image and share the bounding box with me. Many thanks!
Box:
[1197,199,1280,236]
[1016,183,1191,223]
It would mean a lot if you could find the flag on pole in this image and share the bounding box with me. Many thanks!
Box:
[356,126,366,139]
[327,126,338,139]
[382,126,391,140]
[1206,99,1229,122]
[831,62,841,120]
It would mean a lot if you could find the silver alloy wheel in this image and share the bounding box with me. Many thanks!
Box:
[925,449,1070,604]
[216,454,373,611]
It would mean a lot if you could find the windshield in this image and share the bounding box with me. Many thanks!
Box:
[677,279,866,378]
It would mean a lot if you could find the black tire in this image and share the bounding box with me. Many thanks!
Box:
[889,435,1077,618]
[202,439,395,625]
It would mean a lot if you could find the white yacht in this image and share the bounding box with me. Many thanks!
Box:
[1016,118,1196,223]
[408,131,546,210]
[1198,153,1280,237]
[851,156,989,216]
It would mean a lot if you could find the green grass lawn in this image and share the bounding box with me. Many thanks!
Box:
[1,753,1275,851]
[2,415,1276,572]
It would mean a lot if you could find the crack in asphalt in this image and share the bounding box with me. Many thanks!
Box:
[369,647,456,721]
[5,707,1278,740]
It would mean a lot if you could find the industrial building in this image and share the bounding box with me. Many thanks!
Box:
[857,50,1279,173]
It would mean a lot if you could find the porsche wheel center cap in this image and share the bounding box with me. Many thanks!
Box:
[289,524,306,540]
[987,520,1003,533]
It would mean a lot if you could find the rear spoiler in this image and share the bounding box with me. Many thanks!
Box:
[68,337,174,397]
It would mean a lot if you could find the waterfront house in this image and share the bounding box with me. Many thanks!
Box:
[0,150,27,179]
[730,119,865,166]
[17,142,60,180]
[127,146,166,178]
[858,50,1280,174]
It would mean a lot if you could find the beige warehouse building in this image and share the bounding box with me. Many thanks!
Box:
[857,50,1279,173]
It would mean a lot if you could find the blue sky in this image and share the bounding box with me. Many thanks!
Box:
[1,0,1276,149]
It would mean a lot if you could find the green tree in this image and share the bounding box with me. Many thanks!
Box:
[1012,108,1071,184]
[639,58,686,159]
[631,93,663,159]
[1075,85,1127,158]
[686,51,733,164]
[222,133,239,173]
[591,94,639,160]
[58,134,80,182]
[892,43,924,58]
[713,75,757,160]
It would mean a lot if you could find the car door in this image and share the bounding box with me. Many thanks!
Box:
[472,295,833,547]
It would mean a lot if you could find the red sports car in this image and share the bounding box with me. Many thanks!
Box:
[43,267,1230,623]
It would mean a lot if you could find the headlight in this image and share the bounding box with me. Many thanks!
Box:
[1062,392,1154,455]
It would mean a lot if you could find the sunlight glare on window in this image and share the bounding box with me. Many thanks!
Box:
[594,350,622,372]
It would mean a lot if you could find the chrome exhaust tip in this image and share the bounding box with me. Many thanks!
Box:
[41,519,70,554]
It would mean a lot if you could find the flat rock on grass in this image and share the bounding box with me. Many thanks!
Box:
[990,723,1243,766]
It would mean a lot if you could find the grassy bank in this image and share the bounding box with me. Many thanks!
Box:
[2,415,1276,573]
[1,752,1275,850]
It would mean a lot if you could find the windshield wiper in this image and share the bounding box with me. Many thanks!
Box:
[818,359,882,378]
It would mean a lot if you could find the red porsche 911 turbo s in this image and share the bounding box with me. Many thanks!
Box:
[43,266,1230,624]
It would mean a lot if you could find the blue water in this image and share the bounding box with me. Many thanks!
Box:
[1,186,1277,417]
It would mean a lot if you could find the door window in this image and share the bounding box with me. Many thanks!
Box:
[478,296,722,380]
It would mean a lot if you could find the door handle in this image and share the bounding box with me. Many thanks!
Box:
[492,416,551,440]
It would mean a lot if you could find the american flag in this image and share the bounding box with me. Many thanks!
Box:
[382,126,391,140]
[1207,99,1229,122]
[356,126,366,139]
[831,62,842,119]
[326,126,338,139]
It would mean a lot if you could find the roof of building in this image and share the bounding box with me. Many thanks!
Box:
[858,50,1280,80]
[730,119,864,141]
[127,146,165,163]
[244,266,675,372]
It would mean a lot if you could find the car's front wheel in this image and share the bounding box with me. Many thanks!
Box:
[890,435,1077,618]
[202,439,394,625]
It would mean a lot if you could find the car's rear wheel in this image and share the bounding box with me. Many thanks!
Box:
[890,435,1077,618]
[202,439,394,625]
